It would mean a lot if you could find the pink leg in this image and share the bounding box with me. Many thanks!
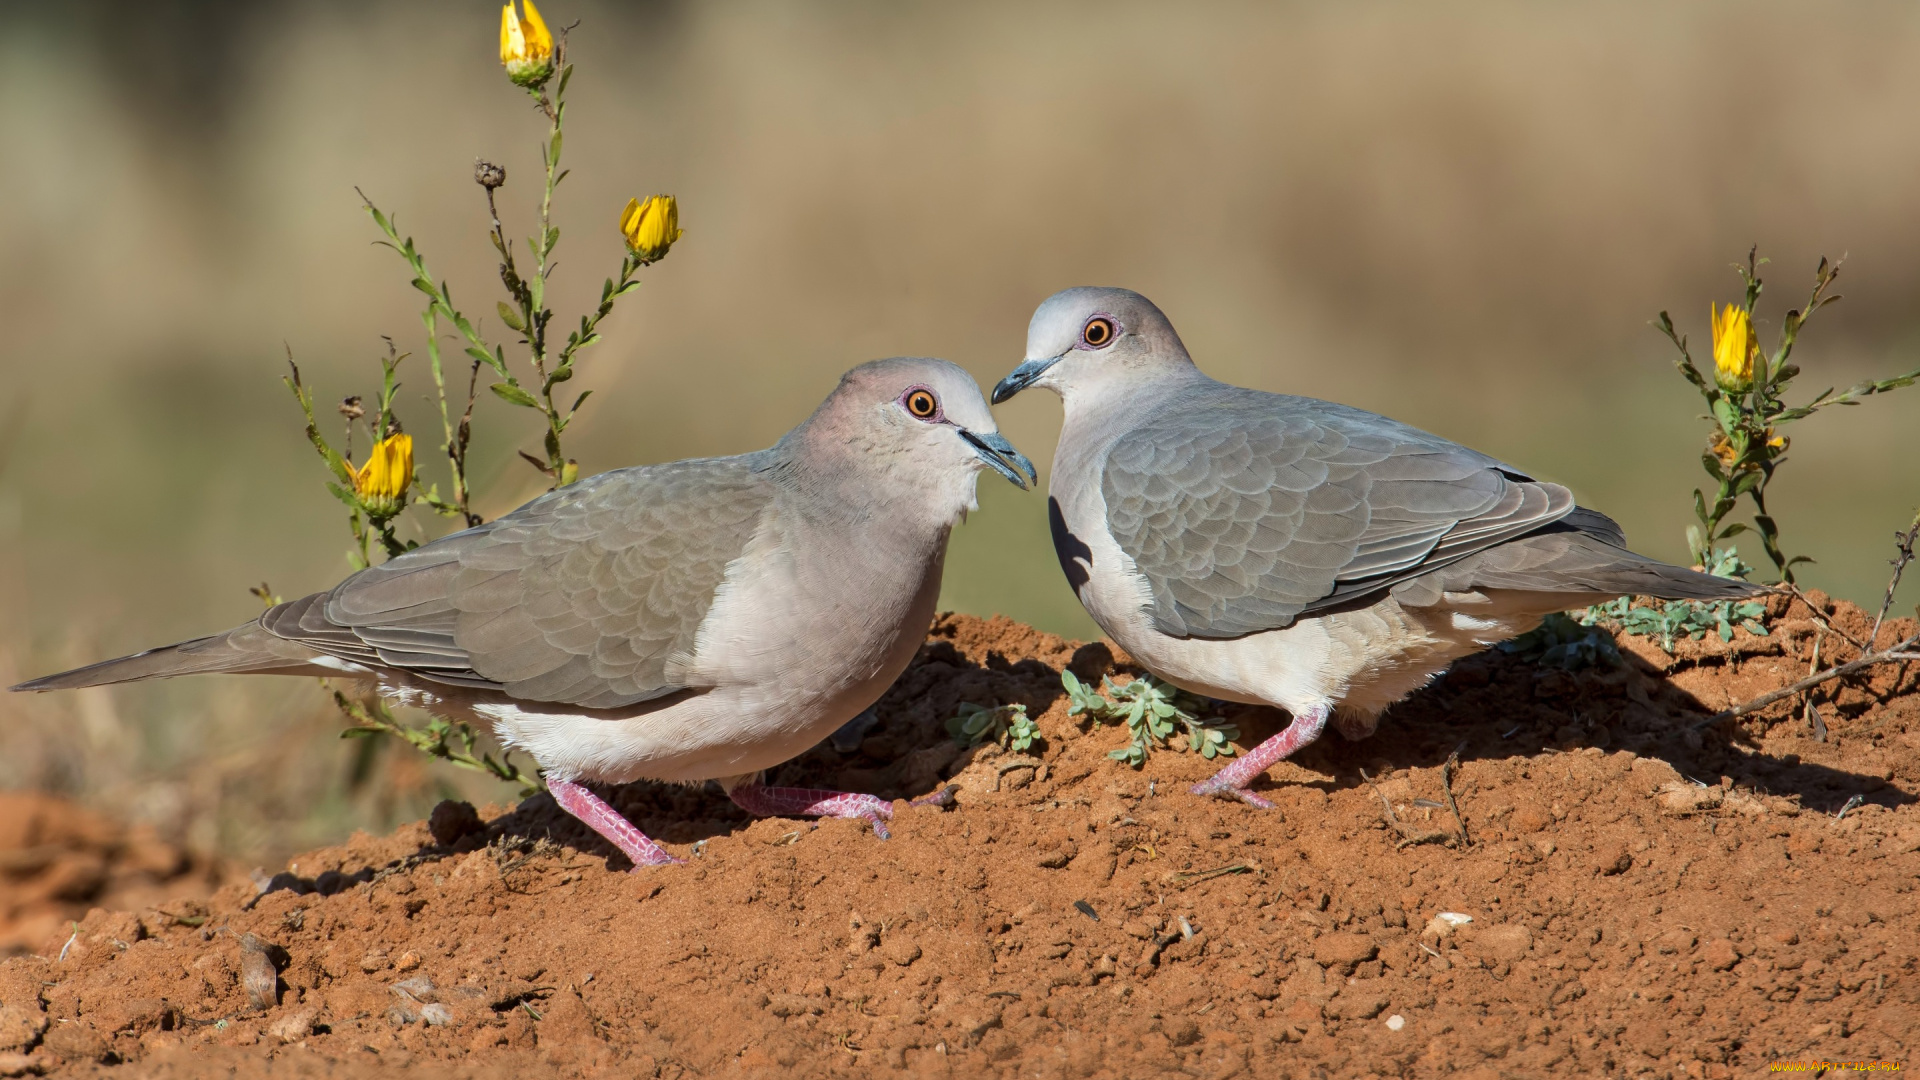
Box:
[729,782,957,841]
[1190,702,1330,808]
[549,779,684,868]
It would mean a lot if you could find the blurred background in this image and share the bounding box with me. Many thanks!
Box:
[3,0,1919,865]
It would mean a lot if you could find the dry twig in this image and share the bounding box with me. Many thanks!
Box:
[1694,512,1920,733]
[1867,511,1920,653]
[1361,767,1450,849]
[1688,631,1920,732]
[1782,583,1871,654]
[1442,743,1472,848]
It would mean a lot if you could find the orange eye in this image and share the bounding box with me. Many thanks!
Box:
[1082,316,1116,348]
[905,388,938,419]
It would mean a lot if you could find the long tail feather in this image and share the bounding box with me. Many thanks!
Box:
[11,621,345,692]
[1463,510,1766,601]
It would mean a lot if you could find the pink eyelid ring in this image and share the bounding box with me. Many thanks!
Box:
[1077,313,1120,349]
[898,384,945,423]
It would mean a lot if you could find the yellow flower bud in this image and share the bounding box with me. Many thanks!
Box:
[620,195,683,264]
[499,0,555,89]
[353,433,414,515]
[1710,302,1757,392]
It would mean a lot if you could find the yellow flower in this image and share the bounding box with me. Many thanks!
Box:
[1710,302,1757,392]
[1764,428,1787,454]
[353,433,413,515]
[620,195,683,264]
[499,0,555,88]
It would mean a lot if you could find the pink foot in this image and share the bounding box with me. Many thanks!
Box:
[549,778,684,868]
[1190,703,1330,808]
[730,782,955,840]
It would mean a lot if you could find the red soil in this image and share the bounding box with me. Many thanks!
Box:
[1,595,1916,1078]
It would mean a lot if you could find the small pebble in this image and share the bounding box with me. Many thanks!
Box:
[1385,1013,1406,1032]
[420,1004,454,1027]
[267,1007,317,1044]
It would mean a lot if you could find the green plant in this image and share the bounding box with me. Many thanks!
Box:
[946,702,1039,753]
[335,692,541,798]
[1062,670,1239,768]
[1498,612,1622,670]
[279,2,682,792]
[1577,549,1770,652]
[1657,250,1919,582]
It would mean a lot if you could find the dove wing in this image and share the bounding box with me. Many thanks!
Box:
[1100,388,1574,639]
[265,456,776,709]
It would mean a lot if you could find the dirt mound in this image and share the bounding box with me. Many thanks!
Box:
[0,794,229,962]
[1,597,1916,1078]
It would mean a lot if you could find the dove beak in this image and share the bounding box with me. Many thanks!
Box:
[991,355,1062,404]
[958,428,1037,490]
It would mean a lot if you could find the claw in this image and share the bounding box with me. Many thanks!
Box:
[1191,780,1275,810]
[729,783,902,839]
[909,784,960,810]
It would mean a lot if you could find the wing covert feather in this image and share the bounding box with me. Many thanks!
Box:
[267,457,775,708]
[1100,387,1573,638]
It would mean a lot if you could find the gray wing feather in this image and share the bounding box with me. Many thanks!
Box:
[271,457,775,708]
[1102,387,1574,638]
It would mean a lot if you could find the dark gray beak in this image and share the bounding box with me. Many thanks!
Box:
[991,355,1061,404]
[959,428,1037,489]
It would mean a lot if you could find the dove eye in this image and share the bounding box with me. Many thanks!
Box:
[902,386,941,421]
[1081,316,1116,348]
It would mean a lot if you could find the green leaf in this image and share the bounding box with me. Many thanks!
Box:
[340,727,385,740]
[497,302,526,333]
[1710,396,1739,432]
[569,390,594,415]
[325,482,360,510]
[490,382,541,408]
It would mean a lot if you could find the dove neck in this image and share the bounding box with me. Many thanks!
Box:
[1058,366,1216,455]
[755,442,974,543]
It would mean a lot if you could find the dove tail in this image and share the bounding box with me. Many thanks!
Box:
[1460,510,1766,602]
[10,620,344,692]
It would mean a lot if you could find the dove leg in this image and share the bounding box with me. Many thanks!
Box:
[549,779,684,868]
[728,782,958,841]
[1190,702,1330,808]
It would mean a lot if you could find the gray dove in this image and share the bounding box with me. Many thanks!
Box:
[15,358,1035,866]
[992,287,1758,807]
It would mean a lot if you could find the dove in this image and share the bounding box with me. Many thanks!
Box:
[15,357,1035,866]
[992,287,1759,807]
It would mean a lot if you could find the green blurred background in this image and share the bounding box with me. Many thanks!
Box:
[3,0,1918,863]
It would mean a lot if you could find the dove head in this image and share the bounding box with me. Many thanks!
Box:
[782,357,1036,523]
[992,287,1198,405]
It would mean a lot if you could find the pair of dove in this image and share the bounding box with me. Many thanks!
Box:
[15,287,1754,867]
